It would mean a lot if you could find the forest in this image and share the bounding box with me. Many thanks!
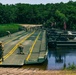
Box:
[0,1,76,30]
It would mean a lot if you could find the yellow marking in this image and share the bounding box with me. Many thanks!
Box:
[0,31,35,64]
[26,31,41,61]
[0,61,2,64]
[3,37,17,45]
[4,31,35,59]
[3,32,26,45]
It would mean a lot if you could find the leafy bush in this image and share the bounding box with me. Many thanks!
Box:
[67,63,76,70]
[63,62,76,70]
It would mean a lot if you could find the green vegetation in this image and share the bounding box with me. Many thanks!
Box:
[0,1,76,30]
[0,24,21,37]
[63,62,76,70]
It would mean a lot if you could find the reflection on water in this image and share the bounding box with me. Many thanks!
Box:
[23,48,76,70]
[48,48,76,70]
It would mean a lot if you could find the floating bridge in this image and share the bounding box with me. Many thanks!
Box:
[0,30,47,66]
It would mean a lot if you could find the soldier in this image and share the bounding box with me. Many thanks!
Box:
[18,43,24,54]
[6,31,11,37]
[0,41,4,61]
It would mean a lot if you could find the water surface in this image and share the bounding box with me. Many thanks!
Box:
[47,48,76,70]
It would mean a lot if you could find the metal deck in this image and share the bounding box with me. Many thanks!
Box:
[0,30,47,66]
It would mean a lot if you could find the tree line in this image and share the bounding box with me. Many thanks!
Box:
[0,1,76,30]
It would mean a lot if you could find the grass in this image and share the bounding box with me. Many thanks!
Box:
[63,62,76,70]
[0,24,22,37]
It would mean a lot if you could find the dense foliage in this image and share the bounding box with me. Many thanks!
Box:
[0,1,76,30]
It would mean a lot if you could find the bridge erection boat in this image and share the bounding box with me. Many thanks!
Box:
[47,28,76,48]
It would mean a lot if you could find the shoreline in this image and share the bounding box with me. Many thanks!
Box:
[0,67,76,75]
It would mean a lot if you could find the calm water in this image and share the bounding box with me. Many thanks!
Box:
[23,48,76,70]
[47,48,76,70]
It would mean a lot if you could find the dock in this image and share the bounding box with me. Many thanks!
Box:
[0,30,47,66]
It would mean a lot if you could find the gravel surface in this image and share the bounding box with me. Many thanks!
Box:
[0,68,76,75]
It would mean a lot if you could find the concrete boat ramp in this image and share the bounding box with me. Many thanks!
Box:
[0,30,47,66]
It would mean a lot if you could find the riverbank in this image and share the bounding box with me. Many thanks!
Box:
[0,67,76,75]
